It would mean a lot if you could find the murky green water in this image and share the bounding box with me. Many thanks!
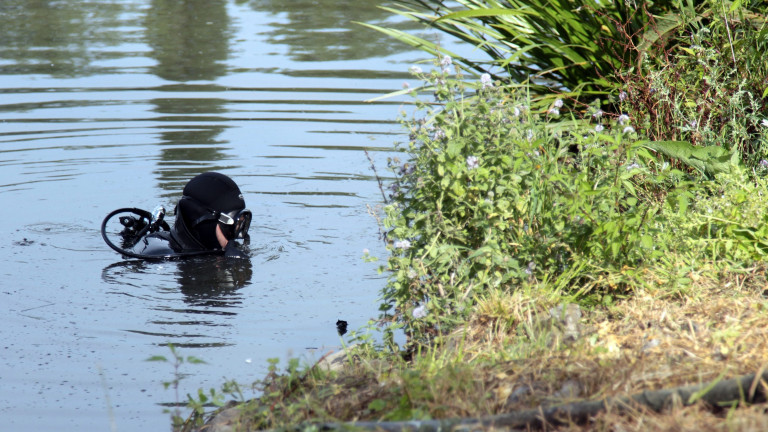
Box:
[0,1,453,430]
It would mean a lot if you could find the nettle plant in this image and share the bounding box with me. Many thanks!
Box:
[380,62,677,337]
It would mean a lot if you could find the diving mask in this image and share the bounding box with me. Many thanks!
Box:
[217,208,252,241]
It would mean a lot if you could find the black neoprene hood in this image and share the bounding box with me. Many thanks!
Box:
[172,172,247,251]
[183,171,246,213]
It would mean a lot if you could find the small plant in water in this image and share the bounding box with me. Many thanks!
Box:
[146,343,215,428]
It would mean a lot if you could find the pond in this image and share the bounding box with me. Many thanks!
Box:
[0,1,461,430]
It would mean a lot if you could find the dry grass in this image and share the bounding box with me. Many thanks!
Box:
[189,264,768,431]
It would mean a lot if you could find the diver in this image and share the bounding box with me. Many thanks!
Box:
[102,172,252,259]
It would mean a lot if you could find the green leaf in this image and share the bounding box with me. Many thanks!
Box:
[435,8,532,22]
[368,399,387,412]
[640,140,744,177]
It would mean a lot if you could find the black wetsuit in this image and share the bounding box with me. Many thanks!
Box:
[104,172,249,260]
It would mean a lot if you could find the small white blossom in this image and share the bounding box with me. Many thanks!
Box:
[402,82,410,89]
[413,304,428,319]
[761,119,768,128]
[623,126,635,134]
[362,248,370,254]
[440,56,452,73]
[618,114,630,125]
[595,124,604,132]
[626,162,640,170]
[394,239,411,250]
[433,128,446,141]
[593,109,604,118]
[480,73,493,88]
[513,106,521,117]
[548,108,560,116]
[619,91,627,102]
[524,261,536,275]
[526,130,534,141]
[466,155,480,170]
[554,99,564,108]
[409,66,423,75]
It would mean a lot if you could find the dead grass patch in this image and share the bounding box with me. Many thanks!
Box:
[188,265,768,431]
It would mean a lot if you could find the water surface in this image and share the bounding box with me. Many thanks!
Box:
[0,1,449,430]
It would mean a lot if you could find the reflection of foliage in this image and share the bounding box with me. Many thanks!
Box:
[150,95,232,192]
[144,0,231,81]
[246,0,427,61]
[0,0,129,76]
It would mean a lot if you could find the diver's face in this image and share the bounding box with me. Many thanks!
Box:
[215,224,229,249]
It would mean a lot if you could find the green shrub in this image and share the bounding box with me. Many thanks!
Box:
[379,65,684,337]
[618,2,768,166]
[668,171,768,264]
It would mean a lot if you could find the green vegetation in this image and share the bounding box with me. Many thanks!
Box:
[177,1,768,430]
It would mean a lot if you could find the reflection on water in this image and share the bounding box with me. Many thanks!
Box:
[0,1,139,77]
[250,0,415,61]
[145,0,231,82]
[0,0,436,431]
[101,256,253,348]
[176,256,252,307]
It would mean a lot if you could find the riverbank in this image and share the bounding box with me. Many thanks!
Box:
[181,2,768,428]
[183,262,768,431]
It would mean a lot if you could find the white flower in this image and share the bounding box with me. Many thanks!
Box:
[409,66,423,74]
[466,155,479,170]
[618,114,630,125]
[362,248,370,254]
[626,162,640,170]
[480,73,493,88]
[554,99,564,108]
[526,130,534,141]
[394,239,411,250]
[440,56,452,68]
[619,91,627,102]
[761,119,768,128]
[402,82,410,89]
[623,126,635,134]
[513,106,521,117]
[593,109,604,118]
[595,124,604,132]
[413,304,428,319]
[548,108,560,116]
[433,128,446,141]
